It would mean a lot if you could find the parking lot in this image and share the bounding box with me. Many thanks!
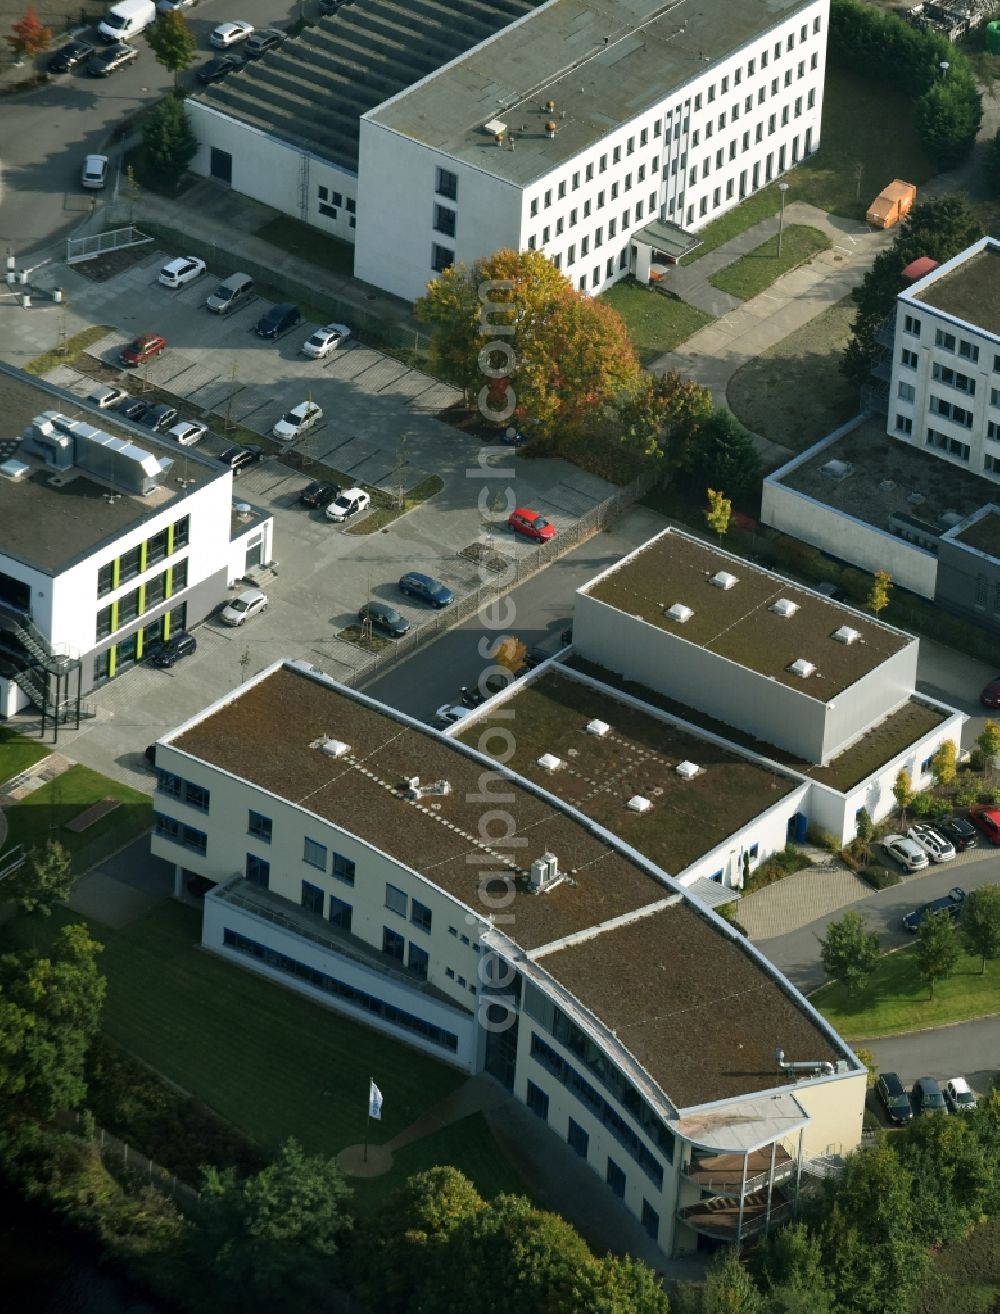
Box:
[21,246,619,785]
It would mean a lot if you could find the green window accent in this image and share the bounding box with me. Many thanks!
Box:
[112,557,121,589]
[164,566,173,599]
[139,540,148,574]
[136,629,144,660]
[108,645,117,679]
[138,583,146,616]
[166,523,174,556]
[110,599,119,632]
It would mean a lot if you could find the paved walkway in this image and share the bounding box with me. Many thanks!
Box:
[739,861,873,942]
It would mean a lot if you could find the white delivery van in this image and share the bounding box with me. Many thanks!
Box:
[99,0,156,42]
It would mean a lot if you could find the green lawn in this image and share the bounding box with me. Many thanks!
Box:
[601,281,713,365]
[254,215,355,277]
[0,728,50,787]
[682,190,784,265]
[709,225,831,300]
[813,945,1000,1040]
[4,765,152,872]
[26,324,113,377]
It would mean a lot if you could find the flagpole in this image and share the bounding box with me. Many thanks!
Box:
[363,1076,371,1163]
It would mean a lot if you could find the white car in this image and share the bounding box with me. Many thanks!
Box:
[434,704,470,728]
[210,20,253,47]
[157,0,195,10]
[81,154,109,190]
[944,1077,977,1113]
[168,420,208,447]
[272,400,323,442]
[89,384,128,410]
[326,487,371,522]
[881,834,930,873]
[301,323,351,359]
[220,588,268,626]
[907,823,956,865]
[158,256,206,289]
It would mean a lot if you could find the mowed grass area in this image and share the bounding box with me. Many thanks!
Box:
[726,295,859,450]
[4,766,152,873]
[813,944,1000,1040]
[0,728,49,786]
[6,903,522,1208]
[602,281,713,365]
[709,225,831,300]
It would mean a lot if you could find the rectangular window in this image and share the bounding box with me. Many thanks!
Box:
[154,813,207,856]
[904,314,921,338]
[572,170,580,190]
[544,189,552,208]
[580,235,589,256]
[303,837,327,870]
[555,217,564,235]
[612,145,621,164]
[959,339,980,363]
[897,381,915,402]
[385,883,408,917]
[599,153,607,172]
[901,347,918,369]
[435,167,457,201]
[929,395,973,428]
[526,1080,549,1121]
[146,528,169,567]
[245,852,269,887]
[530,197,538,217]
[433,205,456,237]
[985,453,1000,474]
[301,880,324,916]
[411,898,432,934]
[895,414,913,435]
[333,852,355,886]
[328,896,352,933]
[557,180,566,199]
[248,810,272,843]
[621,209,630,229]
[431,244,453,273]
[383,927,405,963]
[607,1159,626,1198]
[408,943,429,980]
[585,162,594,181]
[626,135,635,154]
[811,50,818,69]
[119,546,141,584]
[96,605,113,641]
[641,1200,659,1241]
[568,1118,589,1159]
[331,191,342,206]
[172,516,190,550]
[608,218,616,238]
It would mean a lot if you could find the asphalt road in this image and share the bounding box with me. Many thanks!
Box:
[857,1016,1000,1092]
[0,0,308,257]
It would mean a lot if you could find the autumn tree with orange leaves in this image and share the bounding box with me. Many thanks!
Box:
[7,5,52,59]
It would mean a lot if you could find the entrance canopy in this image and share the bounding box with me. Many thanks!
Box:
[632,218,702,263]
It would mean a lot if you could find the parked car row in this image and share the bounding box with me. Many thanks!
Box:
[880,810,986,881]
[876,1072,978,1125]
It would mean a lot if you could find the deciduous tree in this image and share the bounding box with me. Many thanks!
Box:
[5,839,75,916]
[977,719,1000,773]
[893,767,913,821]
[818,910,880,996]
[930,739,957,788]
[894,1110,994,1247]
[700,1247,764,1313]
[141,96,199,189]
[961,883,1000,974]
[867,569,891,617]
[915,909,960,999]
[690,410,761,499]
[754,1223,835,1314]
[6,6,52,60]
[914,73,983,170]
[705,488,732,539]
[145,10,197,88]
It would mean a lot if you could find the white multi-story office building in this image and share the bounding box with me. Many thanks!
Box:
[187,0,829,302]
[0,369,272,721]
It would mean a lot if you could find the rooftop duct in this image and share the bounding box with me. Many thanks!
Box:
[529,852,560,892]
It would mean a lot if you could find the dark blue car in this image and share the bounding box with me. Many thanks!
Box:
[398,572,454,608]
[254,302,301,339]
[150,631,197,668]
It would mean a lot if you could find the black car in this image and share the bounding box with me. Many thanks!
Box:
[145,403,179,432]
[87,43,139,76]
[902,886,966,933]
[358,602,411,638]
[196,55,244,84]
[49,38,94,72]
[118,397,151,422]
[875,1072,913,1126]
[244,27,286,57]
[912,1076,948,1116]
[935,815,977,852]
[461,671,513,707]
[300,480,339,508]
[150,631,197,668]
[219,444,264,475]
[254,302,301,339]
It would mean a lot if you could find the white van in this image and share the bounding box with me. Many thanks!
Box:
[99,0,156,42]
[206,272,254,314]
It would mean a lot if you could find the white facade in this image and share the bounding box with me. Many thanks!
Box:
[889,238,1000,486]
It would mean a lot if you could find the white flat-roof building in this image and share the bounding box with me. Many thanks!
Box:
[187,0,829,302]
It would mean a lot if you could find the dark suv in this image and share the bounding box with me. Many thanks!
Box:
[875,1071,913,1126]
[912,1076,948,1116]
[150,631,197,668]
[935,815,977,852]
[254,302,300,339]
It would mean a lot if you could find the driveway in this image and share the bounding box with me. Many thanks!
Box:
[858,1017,1000,1094]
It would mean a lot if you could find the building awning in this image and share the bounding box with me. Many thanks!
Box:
[631,218,701,261]
[686,877,739,910]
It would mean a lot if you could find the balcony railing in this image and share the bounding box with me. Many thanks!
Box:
[683,1145,795,1197]
[679,1190,793,1241]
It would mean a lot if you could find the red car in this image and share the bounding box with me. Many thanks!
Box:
[120,333,166,367]
[969,803,1000,845]
[508,507,557,542]
[981,676,1000,709]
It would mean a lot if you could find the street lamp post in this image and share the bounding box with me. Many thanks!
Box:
[777,182,789,258]
[940,59,950,78]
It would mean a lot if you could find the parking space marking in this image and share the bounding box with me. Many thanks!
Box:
[164,362,221,399]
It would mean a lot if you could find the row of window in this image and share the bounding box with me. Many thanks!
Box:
[382,926,430,980]
[902,315,984,366]
[529,1034,665,1190]
[156,769,209,813]
[928,394,974,429]
[301,879,353,931]
[96,558,187,641]
[530,190,658,252]
[245,809,356,884]
[96,516,190,599]
[154,811,207,855]
[687,60,817,149]
[385,882,432,933]
[92,603,187,684]
[222,928,459,1052]
[896,416,1000,475]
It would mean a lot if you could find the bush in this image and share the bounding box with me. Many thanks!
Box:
[909,791,933,818]
[969,747,985,773]
[808,825,841,852]
[862,866,900,890]
[716,902,749,936]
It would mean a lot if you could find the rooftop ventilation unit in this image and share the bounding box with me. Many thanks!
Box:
[710,571,738,590]
[316,735,350,758]
[820,459,854,481]
[537,753,562,771]
[788,658,816,678]
[530,852,559,892]
[770,598,799,618]
[627,795,652,812]
[0,458,29,482]
[586,719,610,737]
[831,625,861,645]
[483,117,507,136]
[908,491,926,507]
[666,602,693,622]
[676,760,700,779]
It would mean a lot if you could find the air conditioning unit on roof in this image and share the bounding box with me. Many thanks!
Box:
[628,795,652,812]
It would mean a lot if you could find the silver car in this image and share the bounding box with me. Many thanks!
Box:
[221,589,268,626]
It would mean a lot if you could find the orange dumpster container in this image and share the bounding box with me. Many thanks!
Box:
[866,180,917,230]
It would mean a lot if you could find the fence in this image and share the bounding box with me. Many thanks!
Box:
[67,225,154,266]
[342,465,660,692]
[64,1109,201,1210]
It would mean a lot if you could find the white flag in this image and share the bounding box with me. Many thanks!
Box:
[368,1079,383,1121]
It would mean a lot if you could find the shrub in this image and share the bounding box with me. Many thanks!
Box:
[862,866,900,890]
[954,780,980,809]
[716,902,749,936]
[808,825,840,852]
[909,791,933,818]
[988,787,1000,805]
[969,747,985,773]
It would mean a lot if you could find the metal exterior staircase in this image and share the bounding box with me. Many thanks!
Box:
[0,602,83,726]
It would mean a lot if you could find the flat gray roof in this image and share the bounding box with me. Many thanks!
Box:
[911,240,1000,339]
[0,370,217,576]
[196,0,542,173]
[369,0,812,186]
